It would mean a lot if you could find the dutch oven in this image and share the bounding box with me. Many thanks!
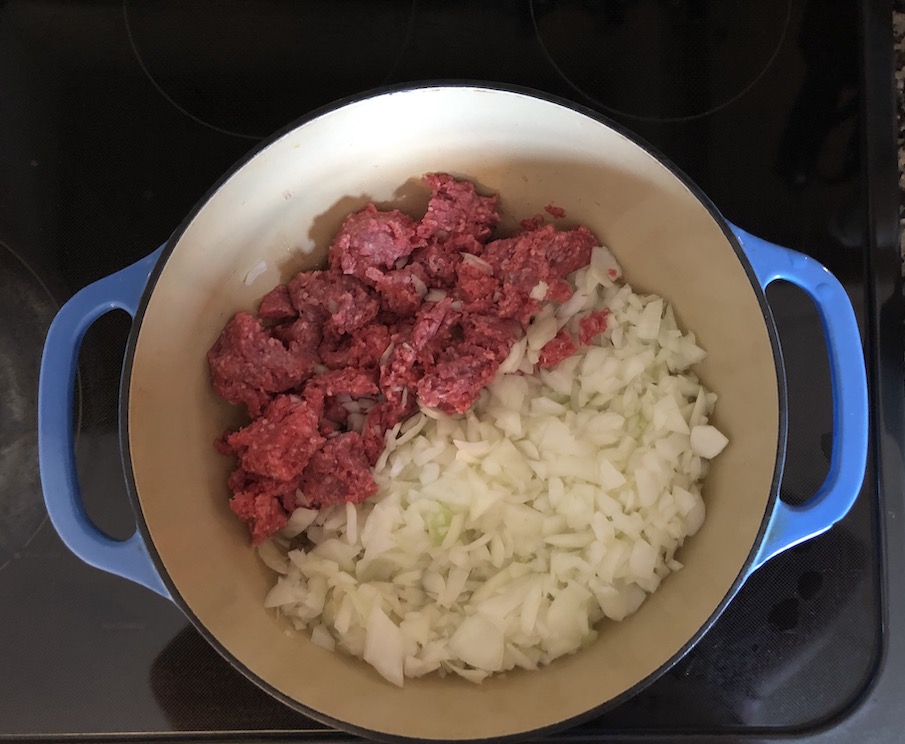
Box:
[37,84,868,742]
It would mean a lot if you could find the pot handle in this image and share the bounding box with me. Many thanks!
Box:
[38,248,171,599]
[729,226,868,571]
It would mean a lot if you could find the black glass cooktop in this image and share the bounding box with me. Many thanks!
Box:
[1,1,902,741]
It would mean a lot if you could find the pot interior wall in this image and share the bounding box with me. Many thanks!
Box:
[127,87,780,740]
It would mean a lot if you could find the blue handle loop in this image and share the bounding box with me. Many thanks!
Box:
[730,226,868,571]
[38,248,170,599]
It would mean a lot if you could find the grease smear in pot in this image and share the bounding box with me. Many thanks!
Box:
[207,175,727,685]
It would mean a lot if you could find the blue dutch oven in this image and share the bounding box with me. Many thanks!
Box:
[38,85,867,742]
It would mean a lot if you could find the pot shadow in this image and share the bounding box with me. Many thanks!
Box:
[295,154,668,283]
[149,623,327,732]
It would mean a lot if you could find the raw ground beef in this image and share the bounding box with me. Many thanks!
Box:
[579,309,610,346]
[208,312,316,417]
[539,329,578,369]
[208,173,608,544]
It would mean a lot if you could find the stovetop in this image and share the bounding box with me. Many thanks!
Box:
[1,1,902,741]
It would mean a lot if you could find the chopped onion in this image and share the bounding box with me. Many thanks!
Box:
[460,252,494,274]
[261,247,727,687]
[690,425,729,459]
[410,273,428,298]
[530,281,549,301]
[243,260,267,285]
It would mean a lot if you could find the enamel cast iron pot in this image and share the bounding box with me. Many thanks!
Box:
[38,85,868,742]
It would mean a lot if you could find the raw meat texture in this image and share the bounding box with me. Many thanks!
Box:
[369,263,429,316]
[544,225,597,277]
[579,309,610,346]
[379,343,421,408]
[209,173,605,544]
[220,395,324,481]
[414,314,520,415]
[208,312,315,417]
[288,270,379,335]
[308,367,379,399]
[539,329,578,369]
[454,260,499,314]
[410,233,482,289]
[298,432,379,508]
[361,400,412,465]
[319,321,391,370]
[258,284,296,320]
[415,172,500,244]
[271,306,323,354]
[328,204,416,280]
[227,480,289,546]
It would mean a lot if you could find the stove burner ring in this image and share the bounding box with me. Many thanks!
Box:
[0,242,59,572]
[123,0,416,140]
[530,0,792,123]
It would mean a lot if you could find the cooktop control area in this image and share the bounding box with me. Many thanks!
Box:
[0,1,901,742]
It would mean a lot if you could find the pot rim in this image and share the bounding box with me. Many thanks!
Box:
[118,80,788,742]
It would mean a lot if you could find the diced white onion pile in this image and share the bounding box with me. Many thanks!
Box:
[258,246,728,687]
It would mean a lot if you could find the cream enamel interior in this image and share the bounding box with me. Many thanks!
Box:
[127,87,780,740]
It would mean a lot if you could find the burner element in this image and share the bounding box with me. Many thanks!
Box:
[0,243,58,571]
[531,0,790,122]
[123,0,415,139]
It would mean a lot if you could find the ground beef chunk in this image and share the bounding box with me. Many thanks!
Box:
[298,432,378,508]
[546,278,574,303]
[416,314,519,414]
[286,271,331,317]
[417,355,499,414]
[288,270,379,336]
[579,309,610,346]
[481,233,555,294]
[228,485,288,546]
[460,314,520,357]
[482,224,596,290]
[519,214,546,232]
[361,400,411,465]
[545,225,597,277]
[319,321,391,370]
[387,318,416,344]
[258,284,296,320]
[495,283,540,328]
[208,312,316,416]
[411,297,460,351]
[271,306,323,354]
[219,396,326,543]
[328,204,416,280]
[409,233,481,289]
[229,468,302,514]
[478,224,596,327]
[221,395,324,481]
[308,367,379,399]
[369,263,429,316]
[545,203,566,219]
[416,173,500,244]
[304,369,378,437]
[455,260,500,314]
[379,343,421,407]
[539,329,578,369]
[327,281,380,335]
[320,397,350,437]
